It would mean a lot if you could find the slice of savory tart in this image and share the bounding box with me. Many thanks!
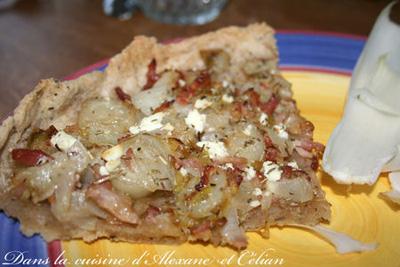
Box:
[0,24,330,249]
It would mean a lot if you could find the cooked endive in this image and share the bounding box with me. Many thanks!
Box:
[323,1,400,203]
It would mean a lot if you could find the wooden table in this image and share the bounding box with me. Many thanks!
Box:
[0,0,395,119]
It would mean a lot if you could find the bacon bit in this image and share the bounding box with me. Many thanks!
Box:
[226,168,244,187]
[64,124,79,135]
[121,148,134,170]
[115,87,131,102]
[243,89,279,115]
[31,126,58,147]
[294,139,324,159]
[191,71,211,92]
[231,100,254,121]
[154,100,174,113]
[260,82,270,90]
[233,88,241,97]
[313,142,325,155]
[292,169,311,181]
[230,102,244,121]
[245,89,261,107]
[179,158,204,173]
[168,137,186,155]
[176,90,191,105]
[143,59,159,90]
[263,133,274,147]
[11,149,53,167]
[11,183,26,199]
[122,148,134,160]
[102,181,113,190]
[195,165,215,191]
[86,182,138,224]
[232,172,244,187]
[46,125,58,137]
[294,139,320,158]
[281,165,293,178]
[168,155,182,170]
[311,156,319,171]
[236,173,244,186]
[263,133,279,162]
[214,217,227,227]
[294,139,314,152]
[229,235,248,250]
[259,94,279,115]
[177,70,185,80]
[214,156,248,170]
[174,70,186,89]
[91,164,103,179]
[176,71,211,105]
[117,134,132,143]
[300,120,315,135]
[295,146,313,158]
[190,220,213,241]
[264,147,279,162]
[190,220,212,235]
[195,173,209,191]
[144,205,161,223]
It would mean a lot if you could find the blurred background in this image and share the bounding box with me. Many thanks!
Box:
[0,0,396,118]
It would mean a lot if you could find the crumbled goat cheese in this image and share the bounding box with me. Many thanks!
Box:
[259,113,268,126]
[249,200,261,208]
[180,167,188,176]
[50,131,77,151]
[288,161,299,169]
[273,124,289,140]
[222,94,234,103]
[244,166,256,181]
[221,163,234,170]
[243,124,253,136]
[129,112,166,135]
[196,141,228,159]
[178,79,186,87]
[222,80,229,88]
[195,98,213,110]
[262,161,282,182]
[185,109,206,133]
[99,166,110,176]
[253,188,263,196]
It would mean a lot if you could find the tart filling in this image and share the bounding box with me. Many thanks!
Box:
[0,24,330,249]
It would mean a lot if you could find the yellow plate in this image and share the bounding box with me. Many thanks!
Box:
[61,71,400,267]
